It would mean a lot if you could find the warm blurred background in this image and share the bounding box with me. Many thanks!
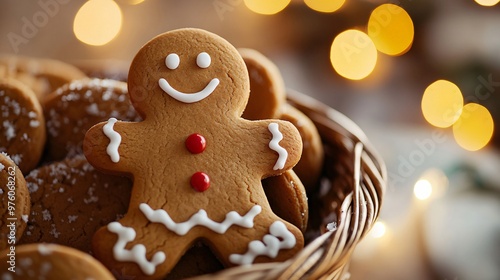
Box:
[1,0,499,279]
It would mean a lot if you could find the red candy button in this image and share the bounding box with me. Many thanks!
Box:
[190,172,210,192]
[185,133,206,154]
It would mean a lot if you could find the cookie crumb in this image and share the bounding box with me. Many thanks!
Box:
[38,244,53,255]
[49,224,60,238]
[68,215,78,223]
[0,163,4,171]
[29,120,40,128]
[19,257,33,267]
[3,120,15,141]
[22,214,29,223]
[42,209,51,221]
[40,262,52,275]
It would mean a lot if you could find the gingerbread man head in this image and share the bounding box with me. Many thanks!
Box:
[84,28,304,279]
[128,29,249,120]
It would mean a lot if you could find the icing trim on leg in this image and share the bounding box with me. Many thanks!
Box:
[228,221,296,265]
[107,222,166,275]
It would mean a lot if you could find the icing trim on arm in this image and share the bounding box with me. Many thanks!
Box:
[158,78,219,103]
[139,203,261,235]
[268,123,288,170]
[107,222,166,275]
[229,221,296,265]
[103,118,122,163]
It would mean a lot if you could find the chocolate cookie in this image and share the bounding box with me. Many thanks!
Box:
[0,55,87,100]
[0,78,46,174]
[43,78,141,161]
[19,155,131,253]
[0,243,114,279]
[0,153,30,250]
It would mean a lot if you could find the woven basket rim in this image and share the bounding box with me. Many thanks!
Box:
[191,90,387,280]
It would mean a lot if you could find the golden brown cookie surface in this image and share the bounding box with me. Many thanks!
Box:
[0,55,87,100]
[239,48,285,120]
[0,78,46,174]
[263,170,308,232]
[0,243,114,280]
[0,153,30,250]
[280,103,324,189]
[85,28,304,279]
[43,78,140,161]
[19,155,131,253]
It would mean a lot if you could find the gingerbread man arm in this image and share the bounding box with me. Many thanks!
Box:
[242,119,303,178]
[83,119,137,176]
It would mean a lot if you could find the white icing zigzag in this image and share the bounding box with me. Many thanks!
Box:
[107,222,166,275]
[268,123,288,170]
[103,117,122,163]
[139,203,262,235]
[229,221,296,265]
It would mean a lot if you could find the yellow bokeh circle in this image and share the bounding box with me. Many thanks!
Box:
[73,0,123,46]
[304,0,346,13]
[330,30,378,80]
[421,80,464,128]
[453,103,494,151]
[368,4,414,56]
[244,0,291,15]
[474,0,500,6]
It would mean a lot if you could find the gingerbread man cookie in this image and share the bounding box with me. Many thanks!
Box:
[84,28,304,279]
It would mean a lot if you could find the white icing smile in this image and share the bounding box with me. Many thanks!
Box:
[158,77,219,104]
[159,52,219,103]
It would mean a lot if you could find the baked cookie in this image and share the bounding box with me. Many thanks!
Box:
[280,103,324,189]
[0,78,46,174]
[43,78,141,161]
[19,155,132,253]
[0,153,30,250]
[262,170,308,232]
[0,243,114,279]
[239,49,324,190]
[84,28,304,279]
[239,48,285,120]
[0,55,87,100]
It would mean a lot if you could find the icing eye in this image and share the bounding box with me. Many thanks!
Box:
[165,54,180,70]
[196,52,211,69]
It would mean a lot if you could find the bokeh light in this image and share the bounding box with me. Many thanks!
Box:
[414,179,433,200]
[417,169,449,199]
[304,0,346,13]
[421,80,463,128]
[330,30,378,80]
[474,0,500,6]
[73,0,123,46]
[453,103,494,151]
[244,0,291,15]
[370,221,387,238]
[367,4,414,56]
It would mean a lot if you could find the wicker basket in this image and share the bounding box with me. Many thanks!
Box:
[193,90,387,280]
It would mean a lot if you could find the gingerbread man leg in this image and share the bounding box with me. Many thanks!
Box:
[93,210,195,279]
[208,212,304,267]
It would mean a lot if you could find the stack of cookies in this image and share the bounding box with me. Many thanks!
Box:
[0,28,326,279]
